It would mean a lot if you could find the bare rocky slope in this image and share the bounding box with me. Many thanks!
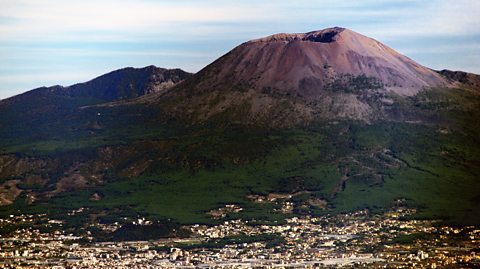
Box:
[144,27,451,127]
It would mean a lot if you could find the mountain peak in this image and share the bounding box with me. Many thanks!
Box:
[149,28,451,127]
[248,27,347,44]
[193,27,448,98]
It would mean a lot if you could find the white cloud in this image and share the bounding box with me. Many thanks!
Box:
[2,0,479,42]
[0,0,280,41]
[355,0,480,39]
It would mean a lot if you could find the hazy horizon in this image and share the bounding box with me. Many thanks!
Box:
[1,0,479,99]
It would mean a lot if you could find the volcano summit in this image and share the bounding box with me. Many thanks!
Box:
[191,27,446,95]
[148,27,456,126]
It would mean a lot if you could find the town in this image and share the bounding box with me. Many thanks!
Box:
[0,206,478,268]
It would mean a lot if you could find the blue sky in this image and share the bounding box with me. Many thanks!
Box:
[1,0,479,99]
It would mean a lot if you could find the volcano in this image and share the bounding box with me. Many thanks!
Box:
[146,27,452,126]
[182,27,446,96]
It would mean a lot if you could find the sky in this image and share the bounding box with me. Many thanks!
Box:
[0,0,479,99]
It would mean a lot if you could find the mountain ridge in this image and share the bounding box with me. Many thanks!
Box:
[0,65,191,104]
[0,66,191,127]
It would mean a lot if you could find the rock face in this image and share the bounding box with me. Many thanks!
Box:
[437,69,480,91]
[149,27,450,126]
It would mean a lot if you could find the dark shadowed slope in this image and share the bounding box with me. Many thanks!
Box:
[437,69,480,91]
[0,66,191,150]
[0,65,191,105]
[0,66,191,126]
